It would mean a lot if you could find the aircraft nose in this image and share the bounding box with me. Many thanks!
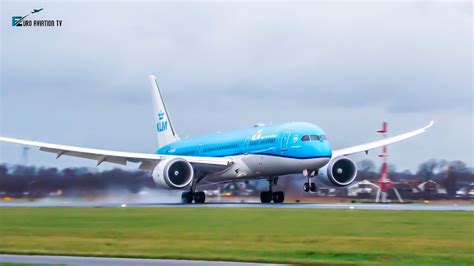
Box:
[317,141,332,158]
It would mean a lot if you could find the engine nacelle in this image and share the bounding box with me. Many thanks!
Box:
[152,158,194,189]
[318,156,357,187]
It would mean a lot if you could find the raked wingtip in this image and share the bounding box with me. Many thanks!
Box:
[425,120,434,130]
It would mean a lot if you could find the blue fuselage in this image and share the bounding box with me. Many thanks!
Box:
[157,122,332,160]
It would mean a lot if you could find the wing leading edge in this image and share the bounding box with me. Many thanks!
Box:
[0,136,233,171]
[332,121,434,158]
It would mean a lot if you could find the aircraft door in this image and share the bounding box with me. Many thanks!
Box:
[243,138,250,154]
[280,131,291,152]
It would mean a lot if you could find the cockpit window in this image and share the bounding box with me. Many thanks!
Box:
[302,134,327,142]
[301,135,310,141]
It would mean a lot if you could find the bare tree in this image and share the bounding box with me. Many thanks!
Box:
[417,159,447,181]
[444,160,471,197]
[358,159,376,173]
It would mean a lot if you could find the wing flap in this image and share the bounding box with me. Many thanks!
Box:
[332,121,434,157]
[39,147,128,165]
[138,160,159,171]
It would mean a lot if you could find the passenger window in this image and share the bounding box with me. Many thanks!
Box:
[310,135,320,141]
[301,135,310,141]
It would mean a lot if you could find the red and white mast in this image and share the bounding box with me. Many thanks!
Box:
[375,122,403,203]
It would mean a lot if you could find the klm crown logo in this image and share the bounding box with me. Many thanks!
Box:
[157,112,167,132]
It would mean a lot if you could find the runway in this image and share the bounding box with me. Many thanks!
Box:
[0,254,282,266]
[0,201,472,211]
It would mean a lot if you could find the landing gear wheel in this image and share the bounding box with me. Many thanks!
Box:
[310,183,317,192]
[272,191,285,203]
[260,191,272,203]
[303,182,310,192]
[194,191,206,204]
[181,192,193,204]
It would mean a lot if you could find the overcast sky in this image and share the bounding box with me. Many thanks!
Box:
[1,1,472,172]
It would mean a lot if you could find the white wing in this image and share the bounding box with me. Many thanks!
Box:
[332,121,434,158]
[0,137,233,171]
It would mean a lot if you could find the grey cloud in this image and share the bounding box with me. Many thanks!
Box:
[1,1,472,171]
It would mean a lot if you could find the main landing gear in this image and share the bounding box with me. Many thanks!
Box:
[303,169,318,193]
[181,191,205,204]
[260,177,285,203]
[181,177,206,204]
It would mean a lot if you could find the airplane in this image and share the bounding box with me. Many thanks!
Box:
[0,75,434,204]
[31,8,44,14]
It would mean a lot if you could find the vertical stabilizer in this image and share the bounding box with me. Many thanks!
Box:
[149,75,179,148]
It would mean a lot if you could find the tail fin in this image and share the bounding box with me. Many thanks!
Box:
[149,75,179,148]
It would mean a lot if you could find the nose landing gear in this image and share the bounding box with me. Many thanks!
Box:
[260,177,285,203]
[303,182,317,192]
[303,169,318,193]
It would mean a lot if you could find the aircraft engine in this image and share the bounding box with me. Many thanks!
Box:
[318,156,357,187]
[152,158,194,189]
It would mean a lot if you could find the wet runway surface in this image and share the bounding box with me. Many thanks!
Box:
[0,254,281,266]
[0,201,472,211]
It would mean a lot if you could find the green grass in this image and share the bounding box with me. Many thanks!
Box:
[0,208,472,265]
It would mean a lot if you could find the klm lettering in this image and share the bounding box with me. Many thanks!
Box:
[157,121,168,132]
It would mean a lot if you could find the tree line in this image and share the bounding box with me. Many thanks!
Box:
[0,159,472,199]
